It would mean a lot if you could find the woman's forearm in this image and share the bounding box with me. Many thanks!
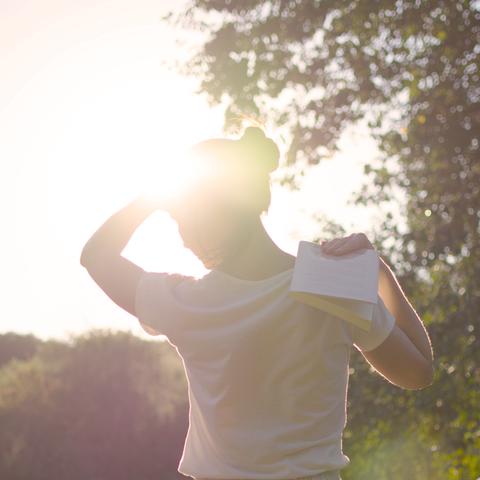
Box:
[378,259,433,364]
[80,195,157,266]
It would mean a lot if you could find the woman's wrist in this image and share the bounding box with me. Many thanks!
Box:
[137,186,178,214]
[135,193,164,214]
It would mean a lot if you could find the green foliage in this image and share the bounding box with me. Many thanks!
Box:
[171,0,479,179]
[0,333,40,368]
[170,0,480,477]
[0,331,188,480]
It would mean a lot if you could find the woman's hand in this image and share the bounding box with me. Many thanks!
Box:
[321,233,375,255]
[137,190,171,213]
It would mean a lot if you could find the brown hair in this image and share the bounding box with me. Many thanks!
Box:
[175,124,281,268]
[184,125,280,215]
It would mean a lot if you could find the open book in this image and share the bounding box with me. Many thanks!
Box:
[289,241,380,332]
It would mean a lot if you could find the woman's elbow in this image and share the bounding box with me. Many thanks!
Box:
[401,363,435,390]
[80,242,95,269]
[418,363,435,389]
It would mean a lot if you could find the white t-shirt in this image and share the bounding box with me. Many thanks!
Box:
[136,268,395,480]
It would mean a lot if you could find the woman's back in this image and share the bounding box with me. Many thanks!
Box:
[136,265,395,479]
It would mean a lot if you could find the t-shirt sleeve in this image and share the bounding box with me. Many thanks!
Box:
[349,295,396,352]
[135,271,189,336]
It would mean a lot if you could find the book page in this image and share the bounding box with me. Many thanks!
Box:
[291,242,379,304]
[289,291,374,331]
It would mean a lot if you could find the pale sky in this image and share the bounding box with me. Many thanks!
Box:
[0,0,385,340]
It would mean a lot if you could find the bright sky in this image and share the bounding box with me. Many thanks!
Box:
[0,0,385,341]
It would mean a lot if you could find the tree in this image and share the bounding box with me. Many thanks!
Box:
[0,333,40,368]
[171,0,478,172]
[170,1,480,478]
[0,331,189,480]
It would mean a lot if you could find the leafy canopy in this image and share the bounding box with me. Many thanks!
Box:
[172,0,479,179]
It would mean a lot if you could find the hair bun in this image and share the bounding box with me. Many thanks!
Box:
[239,127,280,174]
[241,126,267,142]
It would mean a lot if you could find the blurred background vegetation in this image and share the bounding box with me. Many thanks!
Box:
[2,0,478,478]
[0,332,189,480]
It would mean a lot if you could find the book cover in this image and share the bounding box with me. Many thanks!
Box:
[289,241,380,332]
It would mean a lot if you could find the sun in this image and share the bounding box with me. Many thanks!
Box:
[143,148,220,213]
[45,69,227,278]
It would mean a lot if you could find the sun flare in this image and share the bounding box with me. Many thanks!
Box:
[143,149,221,212]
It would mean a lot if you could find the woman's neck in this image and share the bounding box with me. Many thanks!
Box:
[216,217,296,281]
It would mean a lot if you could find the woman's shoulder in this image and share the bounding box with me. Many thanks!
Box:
[138,271,199,290]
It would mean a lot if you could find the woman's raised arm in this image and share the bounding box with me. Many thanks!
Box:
[80,195,158,317]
